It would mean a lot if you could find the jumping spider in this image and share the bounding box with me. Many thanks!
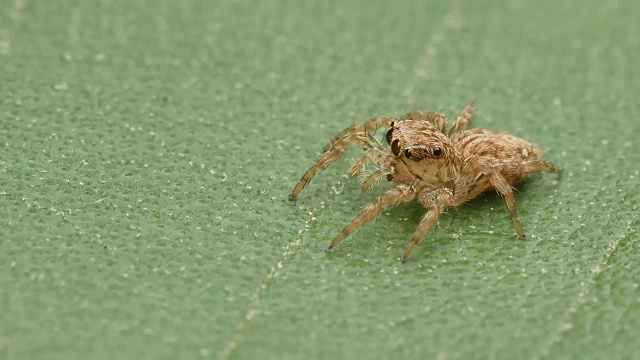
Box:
[289,105,561,262]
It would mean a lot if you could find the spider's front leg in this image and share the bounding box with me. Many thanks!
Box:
[322,116,394,151]
[328,184,416,250]
[289,116,393,200]
[402,187,454,262]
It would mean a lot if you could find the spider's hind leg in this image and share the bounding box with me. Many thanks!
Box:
[450,104,476,136]
[520,159,562,175]
[466,156,527,239]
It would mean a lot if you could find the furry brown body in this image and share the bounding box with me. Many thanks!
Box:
[289,105,560,262]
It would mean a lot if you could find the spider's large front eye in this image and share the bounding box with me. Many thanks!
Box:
[385,128,393,144]
[391,139,401,157]
[433,147,442,157]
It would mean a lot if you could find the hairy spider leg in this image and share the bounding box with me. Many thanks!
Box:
[348,136,386,178]
[328,185,416,249]
[449,104,476,137]
[290,117,393,200]
[360,168,389,192]
[405,110,448,133]
[468,157,526,238]
[402,188,454,262]
[322,116,394,152]
[519,159,563,175]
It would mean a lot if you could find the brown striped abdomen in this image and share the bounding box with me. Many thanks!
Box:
[455,129,545,184]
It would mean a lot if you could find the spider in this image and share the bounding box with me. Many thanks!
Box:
[289,104,561,262]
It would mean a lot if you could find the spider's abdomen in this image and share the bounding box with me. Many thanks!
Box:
[456,129,542,160]
[455,129,546,184]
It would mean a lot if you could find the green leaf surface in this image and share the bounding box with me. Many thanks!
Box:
[1,0,638,359]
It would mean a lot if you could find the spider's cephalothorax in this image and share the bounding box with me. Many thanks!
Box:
[289,105,561,262]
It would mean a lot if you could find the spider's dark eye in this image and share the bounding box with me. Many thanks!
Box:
[391,139,401,157]
[403,148,412,159]
[433,147,442,157]
[385,128,393,144]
